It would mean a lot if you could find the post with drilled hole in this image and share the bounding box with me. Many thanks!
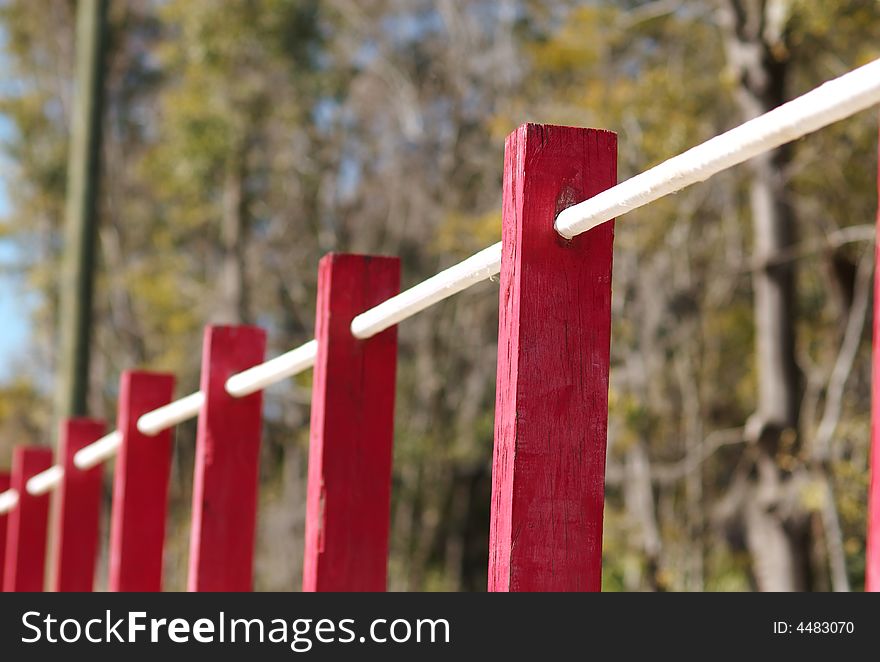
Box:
[303,254,400,591]
[53,418,105,591]
[109,370,176,592]
[188,325,266,592]
[3,446,53,591]
[0,473,9,577]
[867,125,880,593]
[489,124,616,592]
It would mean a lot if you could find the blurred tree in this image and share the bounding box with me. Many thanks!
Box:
[2,0,880,592]
[718,0,808,592]
[522,0,880,591]
[56,0,108,420]
[0,0,76,425]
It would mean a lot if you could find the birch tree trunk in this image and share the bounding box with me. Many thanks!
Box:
[720,0,810,591]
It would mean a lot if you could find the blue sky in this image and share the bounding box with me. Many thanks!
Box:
[0,22,34,382]
[0,113,32,381]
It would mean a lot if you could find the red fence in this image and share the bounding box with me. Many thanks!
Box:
[0,120,879,592]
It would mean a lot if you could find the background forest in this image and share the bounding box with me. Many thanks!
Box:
[1,0,880,591]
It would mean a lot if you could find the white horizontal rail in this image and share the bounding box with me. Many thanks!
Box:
[26,465,64,496]
[555,57,880,238]
[350,243,503,339]
[74,431,124,471]
[137,391,204,436]
[0,488,19,514]
[4,56,880,511]
[225,339,318,397]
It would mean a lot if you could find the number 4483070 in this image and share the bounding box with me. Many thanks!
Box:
[796,622,854,634]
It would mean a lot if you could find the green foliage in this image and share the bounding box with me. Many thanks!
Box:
[2,0,879,590]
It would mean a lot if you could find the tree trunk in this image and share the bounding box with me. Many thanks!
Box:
[56,0,109,419]
[720,0,811,591]
[216,146,250,324]
[624,440,664,591]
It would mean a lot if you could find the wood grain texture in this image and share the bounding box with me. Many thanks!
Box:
[303,253,400,592]
[489,123,616,592]
[53,418,105,592]
[867,126,880,592]
[109,370,175,592]
[3,446,53,592]
[188,325,266,592]
[0,473,9,582]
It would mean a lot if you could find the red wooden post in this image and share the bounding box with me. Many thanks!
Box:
[109,370,175,592]
[3,446,53,592]
[488,124,616,592]
[53,418,105,592]
[867,124,880,592]
[0,473,9,578]
[303,254,400,592]
[188,325,266,592]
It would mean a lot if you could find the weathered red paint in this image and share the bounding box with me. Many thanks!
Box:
[0,473,9,579]
[303,253,400,592]
[188,325,266,592]
[53,418,105,592]
[867,124,880,592]
[109,371,175,592]
[489,123,616,592]
[2,446,53,592]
